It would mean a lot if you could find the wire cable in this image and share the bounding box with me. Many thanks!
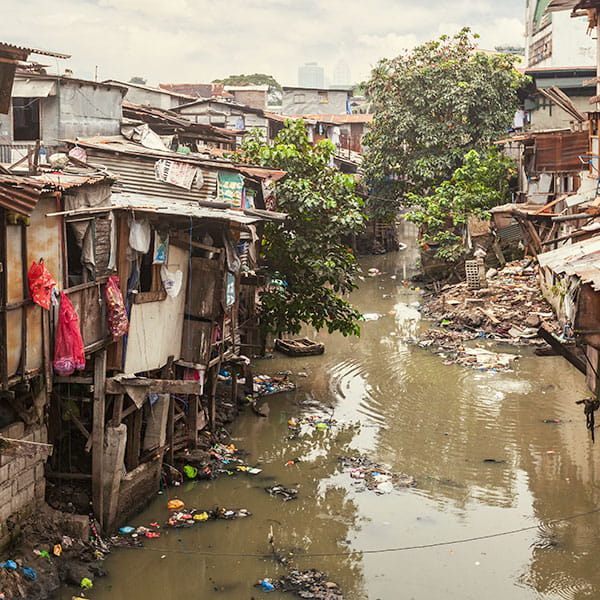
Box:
[115,506,600,559]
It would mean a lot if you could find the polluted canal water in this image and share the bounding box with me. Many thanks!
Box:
[56,223,600,599]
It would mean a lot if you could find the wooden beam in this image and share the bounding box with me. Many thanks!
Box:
[125,408,142,471]
[19,223,28,376]
[110,393,124,426]
[538,323,586,374]
[0,209,7,390]
[106,377,203,395]
[92,349,107,530]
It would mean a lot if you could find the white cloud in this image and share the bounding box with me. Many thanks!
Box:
[1,0,526,87]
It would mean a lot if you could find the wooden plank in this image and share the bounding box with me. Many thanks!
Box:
[91,349,107,530]
[0,209,7,390]
[110,393,124,426]
[106,377,203,395]
[125,408,142,471]
[19,222,28,375]
[167,395,175,465]
[187,395,199,449]
[108,213,129,370]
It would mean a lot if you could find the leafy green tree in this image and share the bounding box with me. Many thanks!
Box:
[362,28,527,221]
[212,73,282,105]
[235,119,366,337]
[406,148,515,261]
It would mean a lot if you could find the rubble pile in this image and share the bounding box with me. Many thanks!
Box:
[0,509,108,600]
[339,455,416,493]
[259,569,344,599]
[413,260,561,370]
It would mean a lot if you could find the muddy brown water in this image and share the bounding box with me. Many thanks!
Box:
[55,222,600,599]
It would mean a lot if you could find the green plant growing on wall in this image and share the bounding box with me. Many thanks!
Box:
[234,119,366,337]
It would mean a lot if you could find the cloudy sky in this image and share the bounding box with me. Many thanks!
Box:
[2,0,526,86]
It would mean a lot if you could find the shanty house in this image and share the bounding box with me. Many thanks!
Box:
[0,168,115,548]
[0,72,126,164]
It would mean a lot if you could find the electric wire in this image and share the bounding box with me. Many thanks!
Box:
[115,506,600,559]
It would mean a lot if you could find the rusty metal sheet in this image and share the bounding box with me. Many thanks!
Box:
[534,131,589,172]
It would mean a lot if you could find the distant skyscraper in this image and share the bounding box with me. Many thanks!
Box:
[332,59,351,87]
[298,62,325,89]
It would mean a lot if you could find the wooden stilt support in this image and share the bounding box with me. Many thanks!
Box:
[91,349,107,530]
[125,409,142,471]
[167,395,175,465]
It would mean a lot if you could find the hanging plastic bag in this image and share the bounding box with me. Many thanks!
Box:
[160,265,182,297]
[105,275,128,340]
[129,218,151,253]
[27,261,57,310]
[53,292,86,376]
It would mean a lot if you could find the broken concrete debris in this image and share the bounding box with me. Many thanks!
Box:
[413,260,561,370]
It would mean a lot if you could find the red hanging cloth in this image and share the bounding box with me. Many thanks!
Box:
[27,261,57,310]
[53,292,86,376]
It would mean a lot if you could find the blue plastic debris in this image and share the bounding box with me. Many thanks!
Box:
[22,566,37,580]
[0,560,17,570]
[119,526,136,534]
[261,579,275,591]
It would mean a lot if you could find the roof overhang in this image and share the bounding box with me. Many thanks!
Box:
[12,78,57,98]
[46,192,287,225]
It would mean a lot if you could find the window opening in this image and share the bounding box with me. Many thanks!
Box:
[13,97,40,141]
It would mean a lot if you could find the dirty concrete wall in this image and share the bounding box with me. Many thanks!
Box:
[116,461,161,526]
[6,197,62,378]
[282,88,349,115]
[0,421,48,549]
[529,94,591,131]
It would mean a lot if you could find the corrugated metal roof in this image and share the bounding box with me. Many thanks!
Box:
[0,42,70,60]
[65,137,285,200]
[538,236,600,290]
[0,172,110,215]
[47,192,284,225]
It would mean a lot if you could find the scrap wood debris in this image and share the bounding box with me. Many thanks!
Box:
[258,569,343,599]
[339,455,416,493]
[412,259,562,369]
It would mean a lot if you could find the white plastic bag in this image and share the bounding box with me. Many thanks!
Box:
[160,265,183,297]
[129,218,151,253]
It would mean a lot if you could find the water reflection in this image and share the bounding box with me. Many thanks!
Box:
[55,221,600,600]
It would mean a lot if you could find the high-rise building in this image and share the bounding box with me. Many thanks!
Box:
[298,62,325,89]
[332,59,351,87]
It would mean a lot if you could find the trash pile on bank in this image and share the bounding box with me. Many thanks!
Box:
[339,455,416,493]
[258,569,343,599]
[412,259,561,370]
[0,509,109,600]
[178,442,262,481]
